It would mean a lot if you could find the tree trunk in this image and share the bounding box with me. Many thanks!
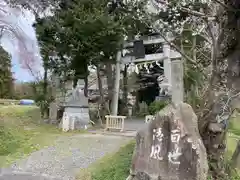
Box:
[84,74,88,97]
[198,39,229,180]
[198,24,225,180]
[122,65,128,115]
[96,65,110,124]
[106,62,114,110]
[199,1,240,179]
[42,63,48,118]
[199,68,229,179]
[43,63,48,96]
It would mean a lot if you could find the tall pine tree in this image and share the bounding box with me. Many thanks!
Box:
[0,47,14,99]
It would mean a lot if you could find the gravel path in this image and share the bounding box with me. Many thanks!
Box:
[0,134,131,180]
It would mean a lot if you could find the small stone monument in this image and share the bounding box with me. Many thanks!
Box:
[127,103,208,180]
[61,79,90,131]
[145,115,154,123]
[158,75,171,96]
[49,102,59,123]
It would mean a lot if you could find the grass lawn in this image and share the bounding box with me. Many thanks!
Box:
[0,105,83,167]
[76,141,135,180]
[227,114,240,157]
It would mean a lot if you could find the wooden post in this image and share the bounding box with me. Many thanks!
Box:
[171,59,184,104]
[121,117,125,132]
[105,115,109,131]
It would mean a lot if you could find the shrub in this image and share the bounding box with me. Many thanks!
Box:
[148,101,168,115]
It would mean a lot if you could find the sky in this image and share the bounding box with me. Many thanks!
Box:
[0,4,42,82]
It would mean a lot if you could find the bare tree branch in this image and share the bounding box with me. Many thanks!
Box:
[156,31,197,65]
[212,0,235,10]
[151,18,200,65]
[24,62,42,82]
[156,1,216,19]
[180,7,216,20]
[0,27,4,40]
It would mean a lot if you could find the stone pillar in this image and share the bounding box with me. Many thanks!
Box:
[62,111,70,132]
[111,51,121,115]
[171,59,184,104]
[49,102,58,123]
[128,106,133,117]
[163,41,171,87]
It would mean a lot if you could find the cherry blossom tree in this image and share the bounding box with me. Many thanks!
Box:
[0,1,43,79]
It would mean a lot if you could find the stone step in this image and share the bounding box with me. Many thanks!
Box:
[88,129,137,137]
[0,170,62,180]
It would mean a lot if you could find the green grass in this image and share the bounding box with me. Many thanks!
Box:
[76,141,135,180]
[229,114,240,136]
[227,114,240,157]
[226,114,240,179]
[0,105,83,167]
[227,134,238,157]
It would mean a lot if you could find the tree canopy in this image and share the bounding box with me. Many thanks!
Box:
[34,0,148,86]
[0,47,14,99]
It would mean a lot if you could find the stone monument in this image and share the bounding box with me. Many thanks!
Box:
[156,75,171,101]
[126,103,208,180]
[62,79,90,131]
[49,102,59,124]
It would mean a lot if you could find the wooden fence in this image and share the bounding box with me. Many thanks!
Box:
[105,115,126,132]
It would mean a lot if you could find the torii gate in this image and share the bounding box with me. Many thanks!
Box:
[111,35,184,115]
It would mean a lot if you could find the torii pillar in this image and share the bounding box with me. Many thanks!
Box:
[163,41,171,92]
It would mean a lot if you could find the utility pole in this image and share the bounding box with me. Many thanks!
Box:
[111,51,121,115]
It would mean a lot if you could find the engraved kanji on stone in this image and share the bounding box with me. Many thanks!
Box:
[153,128,164,142]
[171,129,180,143]
[150,144,163,160]
[168,146,182,165]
